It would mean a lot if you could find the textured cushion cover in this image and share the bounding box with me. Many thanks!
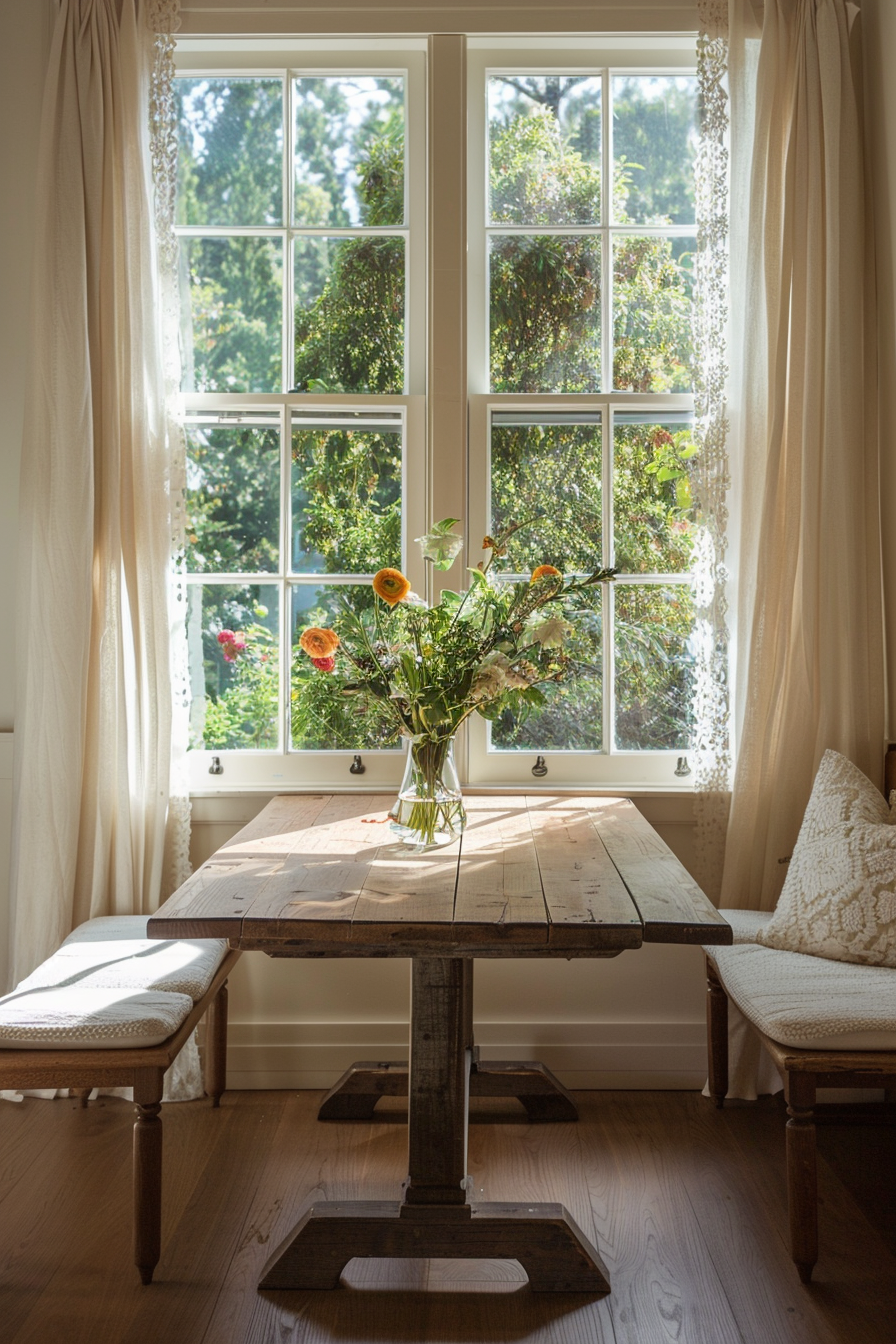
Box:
[17,918,229,1002]
[756,750,896,967]
[0,987,193,1050]
[707,942,896,1050]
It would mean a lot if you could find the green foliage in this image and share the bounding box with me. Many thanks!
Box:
[293,427,402,574]
[293,236,405,393]
[186,426,280,573]
[199,618,279,750]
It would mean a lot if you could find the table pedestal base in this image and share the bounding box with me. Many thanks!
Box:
[317,1057,579,1122]
[259,1200,611,1293]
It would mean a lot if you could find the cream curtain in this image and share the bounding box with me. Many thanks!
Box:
[9,0,186,990]
[721,0,884,916]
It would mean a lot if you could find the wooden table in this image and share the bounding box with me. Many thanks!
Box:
[149,792,731,1293]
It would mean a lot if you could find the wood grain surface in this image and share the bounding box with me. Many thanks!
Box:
[2,1089,894,1343]
[148,794,731,957]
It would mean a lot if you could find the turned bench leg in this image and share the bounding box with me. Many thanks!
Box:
[206,980,229,1108]
[706,957,729,1108]
[133,1067,165,1285]
[785,1071,818,1283]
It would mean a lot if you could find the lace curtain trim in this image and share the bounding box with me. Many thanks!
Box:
[693,1,732,898]
[147,0,191,895]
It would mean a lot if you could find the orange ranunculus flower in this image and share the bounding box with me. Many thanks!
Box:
[530,564,562,584]
[299,626,340,659]
[372,568,411,606]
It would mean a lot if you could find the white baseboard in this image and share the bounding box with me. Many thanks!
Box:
[225,1019,708,1091]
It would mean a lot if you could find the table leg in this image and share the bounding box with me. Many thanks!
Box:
[317,961,578,1123]
[260,957,609,1293]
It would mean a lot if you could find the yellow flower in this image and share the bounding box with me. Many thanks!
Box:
[299,626,340,658]
[530,564,562,584]
[372,568,412,606]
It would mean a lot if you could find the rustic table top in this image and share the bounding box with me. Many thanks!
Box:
[149,793,731,959]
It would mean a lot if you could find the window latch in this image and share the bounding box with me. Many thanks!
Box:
[532,755,548,778]
[350,754,366,775]
[209,755,224,776]
[674,756,691,777]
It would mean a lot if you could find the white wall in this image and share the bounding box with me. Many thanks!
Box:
[0,0,52,991]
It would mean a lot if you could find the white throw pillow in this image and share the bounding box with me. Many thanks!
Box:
[756,749,896,967]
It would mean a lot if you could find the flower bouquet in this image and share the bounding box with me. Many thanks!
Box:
[297,519,616,848]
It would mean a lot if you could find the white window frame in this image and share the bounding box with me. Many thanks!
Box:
[465,42,699,789]
[176,41,428,792]
[176,34,702,794]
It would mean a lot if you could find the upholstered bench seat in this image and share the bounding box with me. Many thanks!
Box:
[14,915,229,1001]
[0,986,195,1050]
[705,941,896,1051]
[0,915,240,1283]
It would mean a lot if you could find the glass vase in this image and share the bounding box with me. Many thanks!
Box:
[390,736,466,849]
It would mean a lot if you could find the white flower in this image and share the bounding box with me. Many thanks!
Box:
[403,590,428,608]
[471,651,530,702]
[415,526,464,570]
[527,615,573,649]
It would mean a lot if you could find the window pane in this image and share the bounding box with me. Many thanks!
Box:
[175,77,283,227]
[490,414,602,573]
[614,583,695,750]
[490,236,601,393]
[294,76,405,227]
[291,423,402,574]
[180,237,283,393]
[293,237,405,393]
[612,76,697,226]
[291,585,402,749]
[613,414,697,575]
[488,75,601,225]
[185,424,280,574]
[491,590,602,751]
[613,235,694,392]
[188,584,280,750]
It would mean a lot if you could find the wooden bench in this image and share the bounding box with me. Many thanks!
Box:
[0,917,240,1284]
[705,920,896,1282]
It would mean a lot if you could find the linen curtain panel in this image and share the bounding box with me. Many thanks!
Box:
[8,0,186,991]
[721,0,884,916]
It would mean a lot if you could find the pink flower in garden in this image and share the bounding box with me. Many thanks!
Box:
[217,629,247,663]
[311,656,336,672]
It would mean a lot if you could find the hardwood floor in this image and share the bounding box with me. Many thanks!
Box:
[0,1089,893,1343]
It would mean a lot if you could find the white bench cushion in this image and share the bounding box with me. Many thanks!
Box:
[0,987,194,1050]
[706,942,896,1050]
[16,917,229,1002]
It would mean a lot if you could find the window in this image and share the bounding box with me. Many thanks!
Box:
[467,43,698,786]
[175,36,698,791]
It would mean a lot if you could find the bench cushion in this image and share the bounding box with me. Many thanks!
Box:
[16,917,229,1002]
[706,942,896,1050]
[0,987,194,1050]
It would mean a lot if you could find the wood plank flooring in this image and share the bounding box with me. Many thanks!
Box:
[0,1089,893,1343]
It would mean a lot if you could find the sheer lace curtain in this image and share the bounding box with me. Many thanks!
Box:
[6,0,190,1079]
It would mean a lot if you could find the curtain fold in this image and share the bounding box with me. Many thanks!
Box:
[721,0,884,915]
[9,0,182,989]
